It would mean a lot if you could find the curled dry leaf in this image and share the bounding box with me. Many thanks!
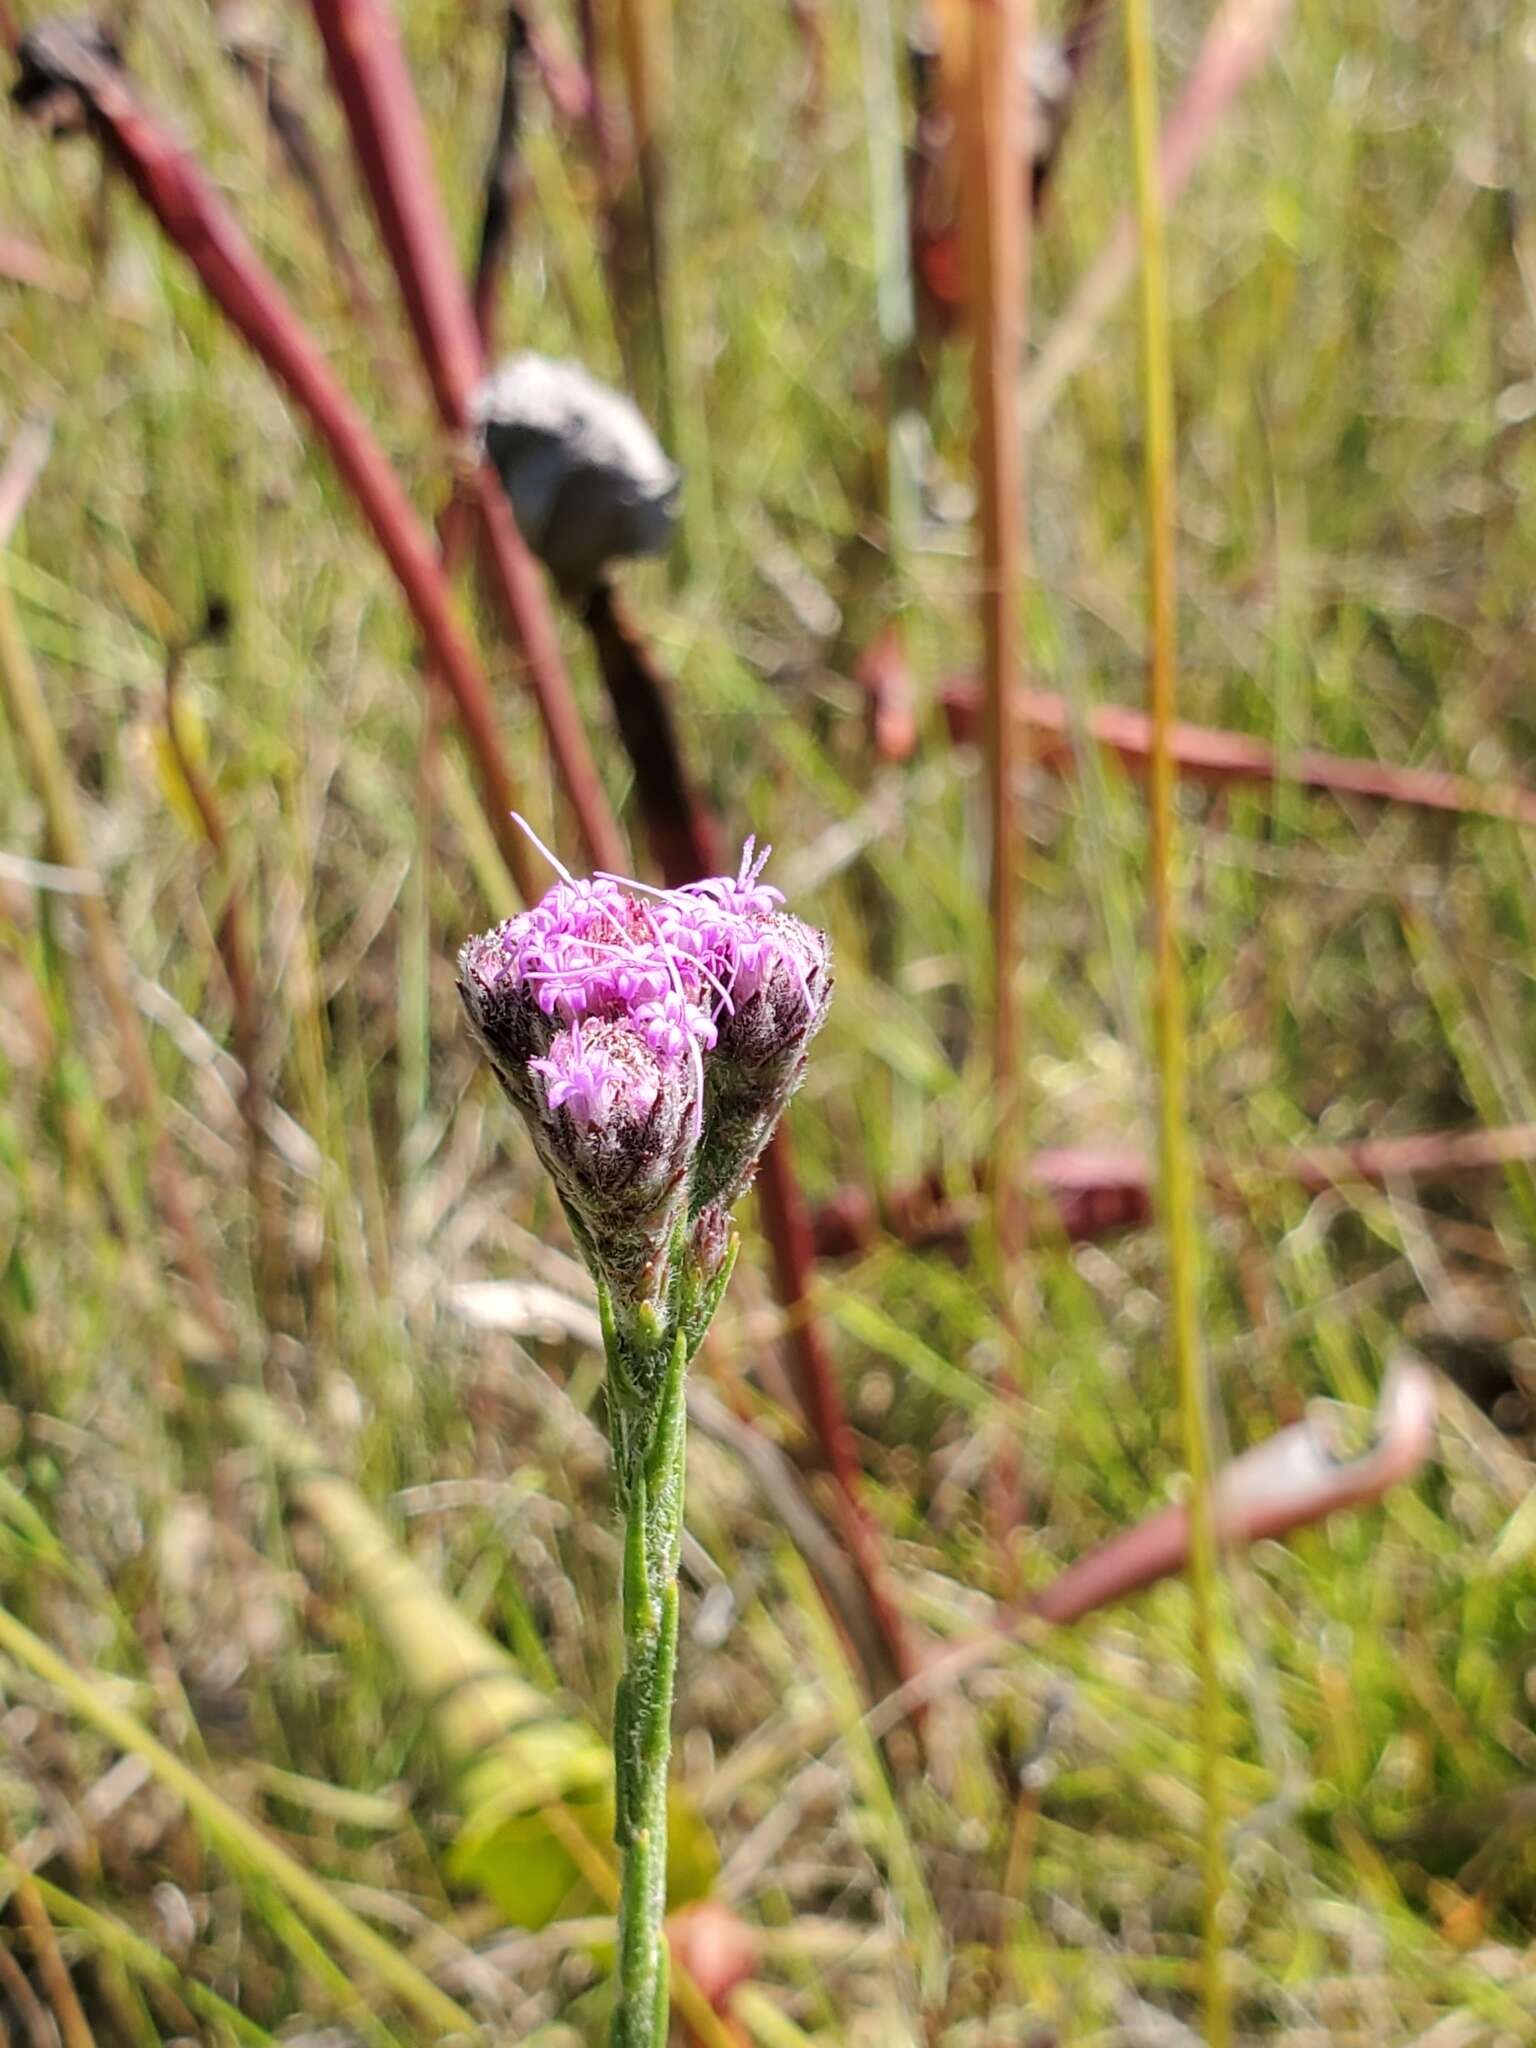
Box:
[1033,1358,1439,1627]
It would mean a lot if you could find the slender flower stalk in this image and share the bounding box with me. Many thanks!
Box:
[1123,0,1230,2039]
[936,0,1031,1287]
[459,827,831,2046]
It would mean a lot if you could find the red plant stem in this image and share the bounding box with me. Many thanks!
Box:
[753,1132,916,1693]
[940,0,1028,1268]
[521,11,594,131]
[304,1,480,426]
[1031,1363,1436,1626]
[581,582,917,1694]
[941,678,1536,827]
[813,1120,1536,1261]
[306,0,626,876]
[294,0,905,1683]
[471,4,529,353]
[583,582,722,878]
[574,0,623,191]
[860,1363,1437,1747]
[11,26,539,905]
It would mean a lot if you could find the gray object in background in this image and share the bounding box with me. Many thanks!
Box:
[473,353,681,595]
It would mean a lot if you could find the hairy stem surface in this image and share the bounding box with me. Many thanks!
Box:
[608,1327,688,2048]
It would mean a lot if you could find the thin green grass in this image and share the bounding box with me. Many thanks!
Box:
[1122,0,1231,2036]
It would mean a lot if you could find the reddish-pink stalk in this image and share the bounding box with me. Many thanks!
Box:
[522,7,594,131]
[296,0,909,1694]
[937,0,1029,1273]
[573,0,624,192]
[1030,1359,1436,1626]
[305,0,626,876]
[471,3,529,354]
[941,678,1536,828]
[754,1131,919,1697]
[865,1361,1437,1734]
[813,1121,1536,1260]
[12,25,538,904]
[304,1,481,425]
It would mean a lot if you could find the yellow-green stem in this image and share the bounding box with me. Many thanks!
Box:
[608,1323,689,2048]
[1122,1,1230,2040]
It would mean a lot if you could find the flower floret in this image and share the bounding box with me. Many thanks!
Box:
[530,1021,658,1125]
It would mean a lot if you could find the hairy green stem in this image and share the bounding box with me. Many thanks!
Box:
[608,1324,688,2048]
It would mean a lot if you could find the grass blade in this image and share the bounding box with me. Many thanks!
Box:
[0,549,233,1355]
[21,1872,277,2046]
[1123,0,1230,2034]
[1024,0,1293,432]
[0,1605,478,2039]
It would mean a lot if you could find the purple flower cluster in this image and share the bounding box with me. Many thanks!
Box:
[458,825,831,1308]
[467,834,812,1125]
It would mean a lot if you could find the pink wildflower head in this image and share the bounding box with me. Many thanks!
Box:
[529,1019,661,1124]
[458,821,831,1308]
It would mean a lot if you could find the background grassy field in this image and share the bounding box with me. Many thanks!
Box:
[4,0,1536,2041]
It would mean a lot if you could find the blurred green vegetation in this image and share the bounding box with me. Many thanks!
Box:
[1,0,1536,2040]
